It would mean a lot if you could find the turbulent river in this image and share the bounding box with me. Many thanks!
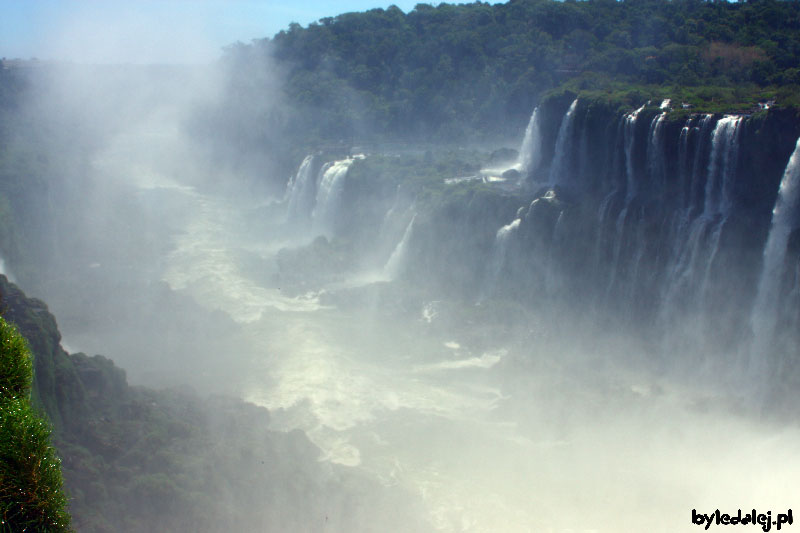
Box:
[29,95,796,532]
[136,174,798,532]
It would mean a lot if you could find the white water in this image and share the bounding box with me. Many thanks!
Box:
[481,217,521,299]
[548,99,578,186]
[479,107,542,184]
[163,189,325,323]
[677,118,693,207]
[705,116,743,218]
[623,104,646,202]
[383,214,416,279]
[286,154,317,221]
[647,112,667,191]
[682,116,744,301]
[517,107,542,177]
[655,115,747,323]
[605,102,646,296]
[750,136,800,373]
[687,115,716,212]
[312,158,355,236]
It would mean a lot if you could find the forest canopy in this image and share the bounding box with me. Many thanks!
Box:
[220,0,800,143]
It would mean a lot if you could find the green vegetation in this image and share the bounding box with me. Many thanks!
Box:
[550,75,800,114]
[346,149,487,198]
[219,0,800,147]
[0,317,71,532]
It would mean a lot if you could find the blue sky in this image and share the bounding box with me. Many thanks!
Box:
[0,0,426,64]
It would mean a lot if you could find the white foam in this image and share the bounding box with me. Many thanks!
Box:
[414,350,505,372]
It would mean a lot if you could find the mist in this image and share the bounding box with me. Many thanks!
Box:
[2,3,800,532]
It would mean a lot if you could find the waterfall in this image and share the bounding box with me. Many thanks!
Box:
[383,215,416,279]
[286,155,317,222]
[378,186,412,251]
[704,116,743,218]
[692,116,744,299]
[750,137,800,368]
[687,114,716,214]
[548,99,578,186]
[481,217,521,300]
[602,104,647,297]
[677,118,694,209]
[661,157,724,318]
[623,104,646,202]
[517,107,542,177]
[592,190,618,281]
[662,117,700,300]
[311,158,355,236]
[544,211,567,294]
[647,112,668,193]
[606,205,630,297]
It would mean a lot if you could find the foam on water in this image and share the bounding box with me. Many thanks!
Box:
[162,190,326,321]
[413,350,505,372]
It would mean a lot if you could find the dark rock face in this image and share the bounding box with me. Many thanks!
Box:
[0,275,88,433]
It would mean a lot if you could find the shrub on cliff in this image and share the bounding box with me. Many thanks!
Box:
[0,317,71,532]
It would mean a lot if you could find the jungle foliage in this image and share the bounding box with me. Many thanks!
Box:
[220,0,800,143]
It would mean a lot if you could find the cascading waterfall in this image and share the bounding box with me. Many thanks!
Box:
[311,158,355,236]
[688,114,716,213]
[592,119,628,280]
[647,112,668,193]
[286,155,317,222]
[383,214,416,279]
[548,99,578,186]
[592,190,618,283]
[517,107,542,177]
[604,104,646,295]
[676,118,694,209]
[662,115,713,311]
[481,217,521,300]
[659,115,745,316]
[750,136,800,372]
[544,211,567,294]
[623,104,646,202]
[704,116,744,218]
[378,186,414,256]
[661,114,716,304]
[699,116,744,297]
[665,117,697,257]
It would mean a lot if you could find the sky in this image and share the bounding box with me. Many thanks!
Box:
[0,0,426,64]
